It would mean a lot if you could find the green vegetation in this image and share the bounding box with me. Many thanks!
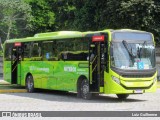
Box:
[0,0,160,42]
[0,0,32,41]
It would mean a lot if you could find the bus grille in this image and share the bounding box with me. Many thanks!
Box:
[121,74,153,78]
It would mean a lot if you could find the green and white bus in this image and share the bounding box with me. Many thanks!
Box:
[3,29,157,99]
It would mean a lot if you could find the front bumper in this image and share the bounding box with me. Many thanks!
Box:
[104,73,157,94]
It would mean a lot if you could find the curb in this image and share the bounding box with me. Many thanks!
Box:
[0,80,27,93]
[0,89,27,93]
[0,80,10,85]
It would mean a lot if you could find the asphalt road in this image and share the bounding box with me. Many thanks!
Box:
[0,88,159,111]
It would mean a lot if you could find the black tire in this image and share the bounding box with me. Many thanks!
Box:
[80,79,92,100]
[26,75,34,93]
[116,94,129,100]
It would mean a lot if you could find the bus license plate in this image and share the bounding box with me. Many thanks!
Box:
[134,89,143,93]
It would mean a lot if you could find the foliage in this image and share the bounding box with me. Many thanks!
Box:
[50,0,76,30]
[73,0,97,31]
[27,0,75,33]
[106,0,160,41]
[26,0,55,34]
[0,0,32,41]
[1,0,160,43]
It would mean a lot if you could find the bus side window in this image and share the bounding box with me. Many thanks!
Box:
[30,42,42,61]
[23,42,30,58]
[42,41,58,61]
[32,43,39,57]
[31,43,41,57]
[56,38,89,61]
[5,44,13,61]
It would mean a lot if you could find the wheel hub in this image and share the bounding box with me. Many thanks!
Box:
[82,84,89,95]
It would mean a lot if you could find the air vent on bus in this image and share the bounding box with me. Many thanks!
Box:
[121,74,153,78]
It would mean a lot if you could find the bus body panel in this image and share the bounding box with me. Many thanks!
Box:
[4,61,11,83]
[53,61,88,91]
[19,61,89,92]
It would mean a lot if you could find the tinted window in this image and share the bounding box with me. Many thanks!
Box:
[113,32,152,42]
[4,43,13,61]
[42,41,56,61]
[30,42,42,61]
[54,38,89,61]
[23,42,31,58]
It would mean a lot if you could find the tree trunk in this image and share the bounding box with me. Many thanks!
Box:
[6,18,12,40]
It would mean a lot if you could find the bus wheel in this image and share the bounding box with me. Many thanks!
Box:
[116,94,129,100]
[26,75,34,93]
[80,79,92,100]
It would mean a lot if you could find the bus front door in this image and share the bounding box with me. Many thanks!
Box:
[89,36,106,93]
[11,45,23,84]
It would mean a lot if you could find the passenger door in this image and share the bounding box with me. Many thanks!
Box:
[11,42,23,84]
[89,34,107,92]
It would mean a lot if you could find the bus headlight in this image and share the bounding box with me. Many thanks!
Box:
[112,76,120,84]
[153,77,157,83]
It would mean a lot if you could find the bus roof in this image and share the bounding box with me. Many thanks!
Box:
[5,31,84,43]
[34,31,82,37]
[5,29,152,44]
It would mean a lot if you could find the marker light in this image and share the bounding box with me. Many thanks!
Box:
[14,42,21,47]
[92,35,104,42]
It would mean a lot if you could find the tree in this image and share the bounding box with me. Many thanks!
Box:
[27,0,75,33]
[98,0,160,41]
[0,0,32,40]
[73,0,98,31]
[27,0,55,34]
[23,0,160,43]
[50,0,76,30]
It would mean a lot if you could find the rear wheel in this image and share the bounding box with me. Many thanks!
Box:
[80,79,92,100]
[26,75,34,93]
[116,94,129,100]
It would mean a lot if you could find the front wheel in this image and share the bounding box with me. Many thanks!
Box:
[26,75,34,93]
[116,94,129,100]
[80,79,92,100]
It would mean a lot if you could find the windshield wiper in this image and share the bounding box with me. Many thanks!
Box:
[122,40,135,57]
[122,40,136,65]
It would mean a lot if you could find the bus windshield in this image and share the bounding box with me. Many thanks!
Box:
[113,32,152,41]
[111,32,155,70]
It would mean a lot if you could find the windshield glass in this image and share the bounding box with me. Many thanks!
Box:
[111,42,155,70]
[111,31,155,70]
[113,32,152,41]
[111,32,155,70]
